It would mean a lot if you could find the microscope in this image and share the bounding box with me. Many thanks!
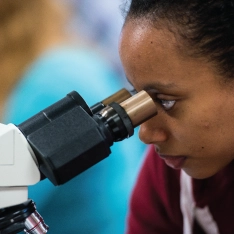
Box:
[0,88,157,233]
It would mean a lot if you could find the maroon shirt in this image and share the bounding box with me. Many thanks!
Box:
[126,145,234,234]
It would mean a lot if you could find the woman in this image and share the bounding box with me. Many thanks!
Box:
[1,0,146,233]
[119,0,234,233]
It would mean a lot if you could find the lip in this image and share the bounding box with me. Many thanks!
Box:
[159,154,187,169]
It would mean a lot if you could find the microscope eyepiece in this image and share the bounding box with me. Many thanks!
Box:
[120,90,157,127]
[98,90,157,141]
[17,89,157,185]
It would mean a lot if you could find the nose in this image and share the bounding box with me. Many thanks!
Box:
[139,116,168,144]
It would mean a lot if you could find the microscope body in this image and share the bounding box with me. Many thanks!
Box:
[0,89,157,233]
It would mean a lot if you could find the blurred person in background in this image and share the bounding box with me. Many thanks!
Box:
[0,0,146,233]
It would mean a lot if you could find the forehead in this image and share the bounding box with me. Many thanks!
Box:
[119,20,220,91]
[120,20,179,53]
[120,21,188,85]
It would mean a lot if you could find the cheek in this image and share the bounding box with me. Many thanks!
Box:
[176,102,234,150]
[170,104,217,143]
[178,97,230,131]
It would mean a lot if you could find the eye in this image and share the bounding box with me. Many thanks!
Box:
[159,99,176,111]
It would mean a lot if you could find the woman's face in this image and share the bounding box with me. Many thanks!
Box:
[119,20,234,179]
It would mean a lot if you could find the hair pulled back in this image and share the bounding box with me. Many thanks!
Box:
[124,0,234,79]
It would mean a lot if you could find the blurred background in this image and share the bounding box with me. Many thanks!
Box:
[67,0,127,81]
[0,0,146,233]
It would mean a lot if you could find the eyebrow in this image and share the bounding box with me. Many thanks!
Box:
[126,76,178,91]
[143,82,178,91]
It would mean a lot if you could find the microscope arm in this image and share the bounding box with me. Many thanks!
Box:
[0,123,40,209]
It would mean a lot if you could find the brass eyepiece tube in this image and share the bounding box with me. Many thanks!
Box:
[120,90,157,127]
[91,88,132,114]
[102,88,131,106]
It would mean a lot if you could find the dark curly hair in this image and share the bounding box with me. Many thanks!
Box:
[124,0,234,79]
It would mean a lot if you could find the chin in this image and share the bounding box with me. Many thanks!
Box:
[182,168,217,179]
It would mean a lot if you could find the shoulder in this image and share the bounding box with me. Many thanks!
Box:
[132,145,181,206]
[127,145,183,233]
[138,145,181,188]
